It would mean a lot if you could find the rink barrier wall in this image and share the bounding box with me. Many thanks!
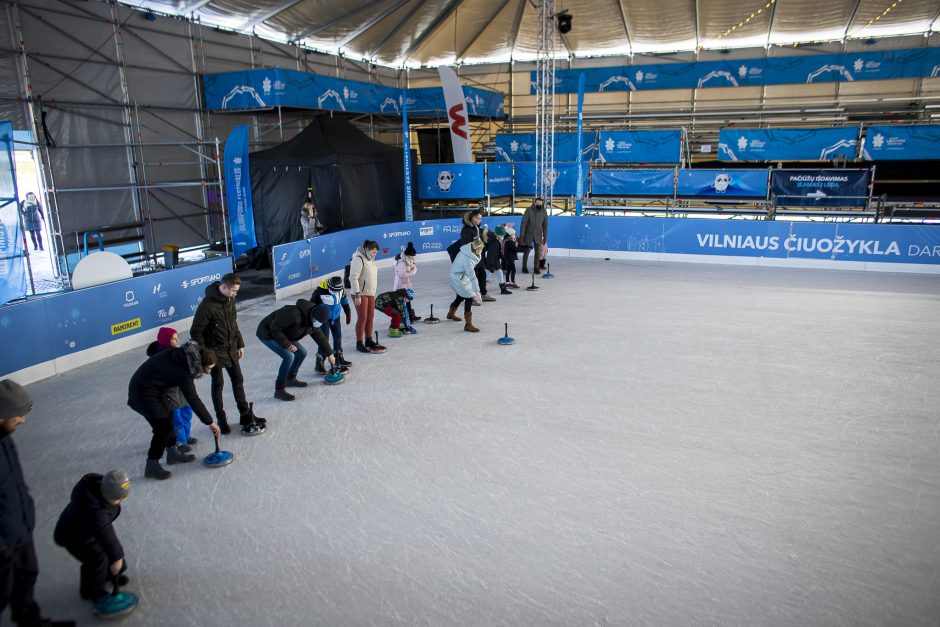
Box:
[1,257,234,384]
[273,216,940,300]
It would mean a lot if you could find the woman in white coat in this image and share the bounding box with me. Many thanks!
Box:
[446,238,484,332]
[349,240,383,353]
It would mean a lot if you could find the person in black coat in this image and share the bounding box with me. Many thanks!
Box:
[484,227,512,295]
[19,192,44,252]
[127,341,221,480]
[502,224,520,288]
[459,210,494,301]
[0,379,74,627]
[256,301,335,401]
[190,273,264,433]
[54,470,131,603]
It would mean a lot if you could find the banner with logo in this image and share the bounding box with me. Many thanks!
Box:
[224,125,256,260]
[417,163,486,199]
[676,169,769,198]
[590,169,675,196]
[203,68,504,118]
[598,130,683,163]
[718,128,859,162]
[514,162,590,196]
[0,257,232,377]
[494,133,596,162]
[486,162,513,197]
[535,47,940,94]
[401,96,414,221]
[770,169,870,207]
[861,125,940,160]
[438,66,473,163]
[0,120,25,307]
[576,73,586,216]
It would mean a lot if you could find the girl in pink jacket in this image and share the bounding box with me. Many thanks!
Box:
[393,242,420,321]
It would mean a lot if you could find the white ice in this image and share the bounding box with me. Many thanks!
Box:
[10,257,940,626]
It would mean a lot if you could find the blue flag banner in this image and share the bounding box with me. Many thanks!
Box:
[576,73,585,216]
[486,162,513,197]
[0,120,25,307]
[515,162,590,196]
[598,130,683,163]
[224,125,256,260]
[494,133,596,162]
[770,169,870,207]
[718,128,859,162]
[536,47,940,94]
[203,68,504,117]
[676,169,769,198]
[402,97,414,221]
[590,169,675,196]
[417,163,486,199]
[861,125,940,160]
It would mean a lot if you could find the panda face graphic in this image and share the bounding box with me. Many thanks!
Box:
[713,173,731,193]
[436,170,455,192]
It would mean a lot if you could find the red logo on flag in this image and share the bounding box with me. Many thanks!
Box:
[448,104,468,140]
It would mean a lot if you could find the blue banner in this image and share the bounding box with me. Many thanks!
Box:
[402,96,413,221]
[494,132,596,162]
[718,128,859,162]
[676,169,768,198]
[203,68,504,117]
[417,163,486,199]
[224,125,256,259]
[576,73,585,216]
[515,162,589,196]
[861,125,940,160]
[590,169,675,196]
[486,162,513,197]
[770,169,870,207]
[537,47,940,94]
[0,257,233,376]
[0,120,25,307]
[598,130,683,163]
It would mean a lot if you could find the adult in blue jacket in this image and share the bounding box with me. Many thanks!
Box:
[0,379,75,627]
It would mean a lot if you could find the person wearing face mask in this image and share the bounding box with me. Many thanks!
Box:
[349,240,385,354]
[519,198,548,275]
[127,342,222,480]
[311,276,353,373]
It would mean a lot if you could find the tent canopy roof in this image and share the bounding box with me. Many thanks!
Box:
[249,114,399,167]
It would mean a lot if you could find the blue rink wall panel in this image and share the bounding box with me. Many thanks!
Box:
[0,257,233,378]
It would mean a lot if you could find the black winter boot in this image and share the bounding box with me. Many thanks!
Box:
[499,284,512,295]
[356,340,370,354]
[274,385,295,401]
[145,459,171,480]
[335,350,353,367]
[286,375,308,387]
[166,445,196,464]
[216,412,231,435]
[240,402,266,425]
[314,355,328,375]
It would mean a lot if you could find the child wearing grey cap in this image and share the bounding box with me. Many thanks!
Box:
[54,470,131,604]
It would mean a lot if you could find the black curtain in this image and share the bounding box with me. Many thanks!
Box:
[249,166,309,247]
[417,128,454,164]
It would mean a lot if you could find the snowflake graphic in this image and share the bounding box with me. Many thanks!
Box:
[738,65,748,78]
[71,308,81,320]
[872,133,884,149]
[853,59,864,72]
[635,70,644,82]
[604,137,615,153]
[510,140,519,152]
[0,317,9,328]
[262,77,272,94]
[737,136,748,151]
[343,86,349,100]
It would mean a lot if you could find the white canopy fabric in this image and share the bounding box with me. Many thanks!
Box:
[131,0,940,68]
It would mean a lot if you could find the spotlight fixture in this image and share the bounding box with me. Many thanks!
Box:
[556,10,572,34]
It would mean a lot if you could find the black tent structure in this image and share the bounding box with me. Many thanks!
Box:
[249,115,407,247]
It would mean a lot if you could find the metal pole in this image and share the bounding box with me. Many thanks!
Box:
[134,102,158,268]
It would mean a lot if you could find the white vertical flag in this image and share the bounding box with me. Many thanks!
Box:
[438,66,473,163]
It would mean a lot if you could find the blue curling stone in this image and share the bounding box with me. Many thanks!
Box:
[94,590,138,618]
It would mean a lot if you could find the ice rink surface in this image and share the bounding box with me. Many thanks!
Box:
[12,257,940,626]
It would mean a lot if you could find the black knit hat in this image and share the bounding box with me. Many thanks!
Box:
[0,380,32,420]
[327,276,343,292]
[403,242,417,257]
[311,304,330,325]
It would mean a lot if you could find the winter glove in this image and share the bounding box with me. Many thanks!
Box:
[405,325,417,334]
[345,313,351,325]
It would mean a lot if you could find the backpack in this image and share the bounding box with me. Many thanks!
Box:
[446,239,462,262]
[343,264,351,289]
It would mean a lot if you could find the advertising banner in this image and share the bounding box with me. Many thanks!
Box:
[590,169,675,196]
[438,66,473,163]
[486,162,513,197]
[718,127,859,162]
[417,163,486,199]
[515,162,589,196]
[0,120,25,307]
[494,132,596,162]
[223,125,256,260]
[676,169,769,198]
[576,73,585,216]
[401,96,414,221]
[861,125,940,160]
[770,169,870,207]
[598,130,682,163]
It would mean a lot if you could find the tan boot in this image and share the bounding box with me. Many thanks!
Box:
[447,305,462,321]
[464,310,479,332]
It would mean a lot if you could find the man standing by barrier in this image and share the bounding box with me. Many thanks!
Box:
[520,198,548,275]
[190,273,265,436]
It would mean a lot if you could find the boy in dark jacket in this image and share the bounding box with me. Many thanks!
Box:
[485,227,512,295]
[311,276,353,373]
[256,301,338,401]
[375,289,415,338]
[0,379,74,627]
[54,470,131,604]
[502,224,520,288]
